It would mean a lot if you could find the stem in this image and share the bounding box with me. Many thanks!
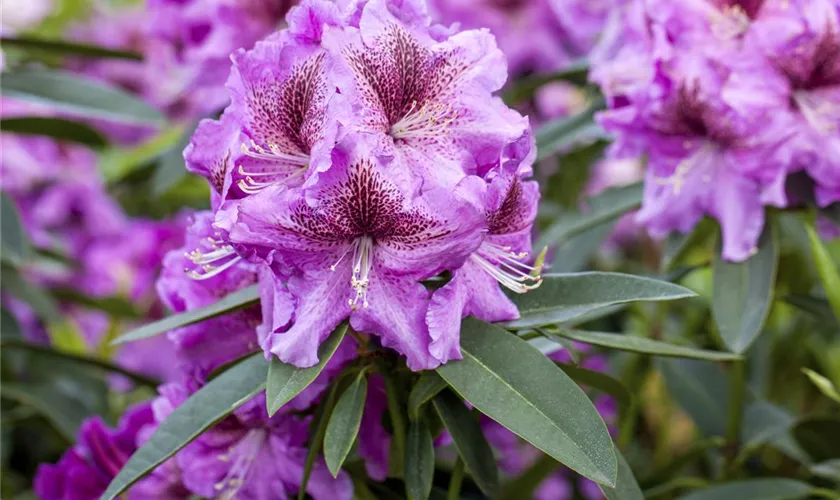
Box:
[447,458,465,500]
[724,359,746,476]
[383,373,407,477]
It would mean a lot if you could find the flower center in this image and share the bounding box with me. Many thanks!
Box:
[184,234,241,280]
[709,4,751,40]
[237,140,310,194]
[214,429,267,499]
[654,142,717,195]
[331,236,375,309]
[390,100,458,140]
[793,90,839,135]
[471,242,542,293]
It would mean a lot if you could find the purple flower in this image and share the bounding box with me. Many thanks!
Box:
[324,0,528,191]
[430,0,609,76]
[427,137,541,364]
[736,0,840,207]
[230,134,484,370]
[34,402,188,500]
[598,42,787,261]
[155,383,353,499]
[156,211,265,381]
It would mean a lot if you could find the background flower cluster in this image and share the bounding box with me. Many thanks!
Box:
[2,0,840,499]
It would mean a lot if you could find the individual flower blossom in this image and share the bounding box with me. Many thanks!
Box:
[427,136,541,364]
[733,0,840,207]
[144,0,297,118]
[155,384,353,499]
[597,43,787,261]
[184,0,340,203]
[0,0,52,33]
[157,211,265,381]
[588,0,653,112]
[34,402,188,500]
[429,0,572,75]
[324,0,529,191]
[230,134,484,370]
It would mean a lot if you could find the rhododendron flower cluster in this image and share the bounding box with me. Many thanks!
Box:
[187,0,543,371]
[592,0,840,261]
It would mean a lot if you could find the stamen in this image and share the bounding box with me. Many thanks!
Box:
[654,143,716,195]
[391,100,459,140]
[184,242,242,280]
[794,90,839,135]
[348,236,374,309]
[240,140,309,165]
[236,163,309,194]
[471,242,543,294]
[213,429,266,499]
[709,5,751,39]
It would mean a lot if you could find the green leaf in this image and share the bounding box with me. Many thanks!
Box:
[51,288,141,318]
[0,382,91,441]
[676,479,812,500]
[657,359,729,437]
[0,117,107,148]
[783,294,838,324]
[546,328,741,361]
[408,372,448,420]
[405,420,435,500]
[0,340,159,387]
[712,223,778,353]
[324,371,368,477]
[661,219,716,271]
[266,323,348,416]
[544,141,607,208]
[112,284,259,344]
[437,318,617,486]
[383,373,409,478]
[793,417,840,462]
[0,264,61,323]
[100,354,268,500]
[506,272,696,329]
[150,124,197,196]
[555,363,632,408]
[535,94,606,161]
[599,445,644,500]
[804,218,840,322]
[432,390,499,496]
[548,220,615,273]
[740,401,796,451]
[503,59,590,104]
[1,307,21,339]
[0,195,32,267]
[802,368,840,403]
[0,36,142,60]
[537,183,643,249]
[811,459,840,481]
[1,69,164,125]
[99,125,186,183]
[297,374,351,500]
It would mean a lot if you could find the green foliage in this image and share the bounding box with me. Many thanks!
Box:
[266,324,349,416]
[112,285,259,344]
[324,371,368,476]
[1,69,164,124]
[437,318,617,487]
[100,355,268,500]
[712,224,779,353]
